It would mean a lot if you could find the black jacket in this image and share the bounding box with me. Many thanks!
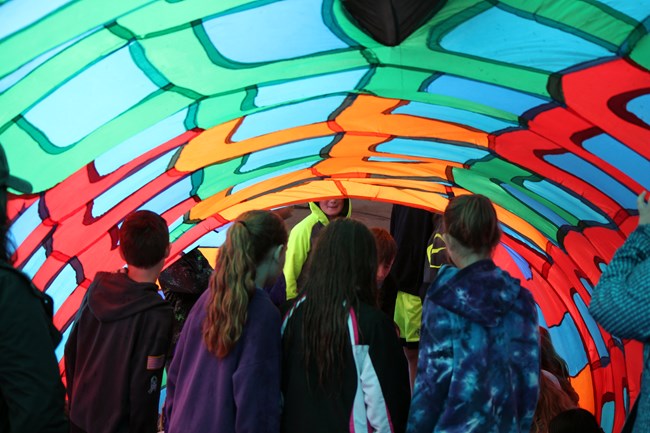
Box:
[65,271,172,433]
[0,262,67,433]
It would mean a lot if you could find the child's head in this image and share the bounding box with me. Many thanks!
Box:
[119,210,169,269]
[549,408,603,433]
[370,227,397,286]
[318,199,346,219]
[204,209,288,358]
[443,194,501,261]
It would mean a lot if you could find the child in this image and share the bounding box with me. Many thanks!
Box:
[370,227,398,317]
[283,198,351,299]
[65,210,173,433]
[164,210,287,433]
[407,195,540,432]
[281,219,410,433]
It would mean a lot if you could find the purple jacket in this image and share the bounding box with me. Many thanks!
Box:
[165,288,281,433]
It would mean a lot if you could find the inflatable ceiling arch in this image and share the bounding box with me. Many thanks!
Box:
[2,0,649,431]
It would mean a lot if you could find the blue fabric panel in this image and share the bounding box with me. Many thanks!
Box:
[573,292,608,360]
[501,183,568,227]
[232,95,346,141]
[203,0,348,63]
[24,46,158,146]
[597,0,650,21]
[502,241,533,280]
[91,149,176,217]
[376,138,490,162]
[94,109,187,176]
[440,7,613,71]
[20,246,47,279]
[582,134,650,190]
[240,136,333,172]
[627,93,650,126]
[601,400,615,433]
[137,176,193,218]
[544,153,637,209]
[231,160,316,194]
[47,263,77,314]
[523,179,609,224]
[393,101,516,132]
[0,0,74,40]
[8,199,41,247]
[426,75,546,115]
[255,69,368,107]
[500,223,548,256]
[548,316,589,376]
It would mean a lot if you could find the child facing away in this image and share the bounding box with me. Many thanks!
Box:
[283,198,351,300]
[164,210,288,433]
[281,218,410,433]
[65,210,173,433]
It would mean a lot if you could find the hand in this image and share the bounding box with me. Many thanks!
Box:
[638,191,650,226]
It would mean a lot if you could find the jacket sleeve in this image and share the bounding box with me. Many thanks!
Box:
[232,301,282,433]
[589,225,650,341]
[129,306,173,433]
[406,302,453,433]
[363,313,411,433]
[0,270,68,433]
[283,220,312,300]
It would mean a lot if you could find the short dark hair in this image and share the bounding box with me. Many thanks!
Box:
[119,210,169,268]
[444,194,501,254]
[371,227,397,266]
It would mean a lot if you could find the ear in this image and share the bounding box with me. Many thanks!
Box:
[164,244,171,259]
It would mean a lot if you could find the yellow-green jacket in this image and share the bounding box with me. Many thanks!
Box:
[284,200,352,299]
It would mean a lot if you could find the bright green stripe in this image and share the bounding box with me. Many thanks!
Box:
[11,91,191,192]
[195,91,248,129]
[116,0,265,38]
[0,29,126,128]
[497,0,636,50]
[184,103,200,130]
[322,0,362,48]
[141,27,368,96]
[14,116,64,154]
[0,0,154,78]
[170,222,197,242]
[240,87,258,111]
[630,34,650,70]
[129,41,169,88]
[190,169,204,196]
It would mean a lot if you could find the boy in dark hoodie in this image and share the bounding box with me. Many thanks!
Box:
[65,210,173,433]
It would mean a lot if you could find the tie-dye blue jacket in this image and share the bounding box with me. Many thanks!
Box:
[407,260,540,433]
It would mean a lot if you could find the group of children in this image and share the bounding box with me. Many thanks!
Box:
[2,184,627,433]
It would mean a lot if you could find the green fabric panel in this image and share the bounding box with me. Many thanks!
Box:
[141,28,368,96]
[196,92,248,129]
[0,0,153,78]
[630,34,650,70]
[117,0,262,38]
[169,221,198,242]
[0,30,126,127]
[452,159,560,243]
[0,124,60,193]
[498,0,636,49]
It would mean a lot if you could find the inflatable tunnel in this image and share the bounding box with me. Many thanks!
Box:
[1,1,649,431]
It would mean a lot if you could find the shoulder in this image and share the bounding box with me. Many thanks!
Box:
[250,289,281,324]
[356,303,395,339]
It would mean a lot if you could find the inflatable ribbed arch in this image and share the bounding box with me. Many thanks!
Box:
[2,1,649,431]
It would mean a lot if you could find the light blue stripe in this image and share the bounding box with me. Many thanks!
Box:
[545,153,637,209]
[231,160,315,194]
[523,179,609,224]
[501,242,532,280]
[627,94,650,126]
[597,0,650,21]
[240,136,333,172]
[601,401,615,433]
[256,69,368,107]
[137,176,193,218]
[0,0,74,40]
[0,27,98,92]
[580,277,593,297]
[55,323,73,362]
[169,215,184,233]
[500,223,548,256]
[24,46,158,147]
[548,316,589,376]
[376,138,490,162]
[367,156,423,163]
[440,7,613,71]
[183,227,229,253]
[8,198,40,247]
[203,0,348,64]
[583,134,650,190]
[501,183,568,227]
[393,102,515,132]
[426,75,547,115]
[94,109,187,176]
[20,245,47,279]
[92,149,176,217]
[573,292,608,360]
[47,263,77,314]
[232,95,346,142]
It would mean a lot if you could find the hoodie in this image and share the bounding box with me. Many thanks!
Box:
[283,199,352,299]
[407,260,540,433]
[64,271,173,433]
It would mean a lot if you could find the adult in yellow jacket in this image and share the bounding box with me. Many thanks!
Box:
[284,199,351,299]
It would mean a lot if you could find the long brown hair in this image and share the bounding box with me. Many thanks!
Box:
[531,371,577,433]
[298,218,377,387]
[203,209,287,358]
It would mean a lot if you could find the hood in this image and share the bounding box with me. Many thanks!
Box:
[308,198,352,225]
[87,271,167,322]
[429,260,522,327]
